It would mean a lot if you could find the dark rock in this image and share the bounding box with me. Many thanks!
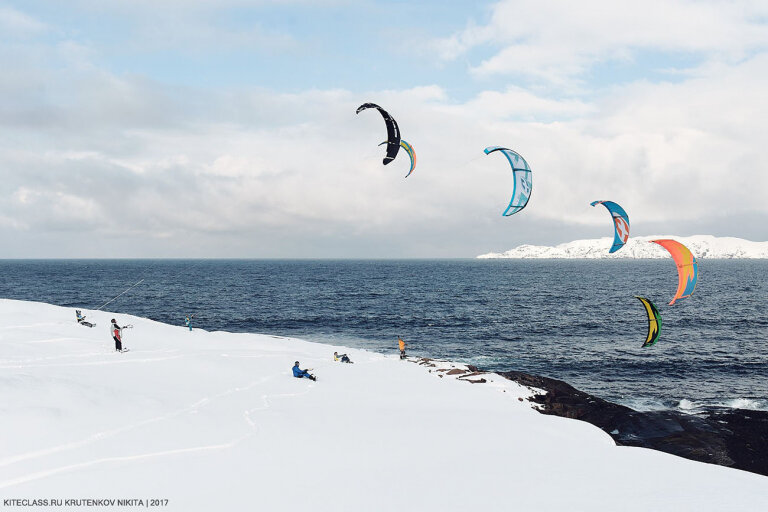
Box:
[499,370,768,477]
[459,371,487,379]
[461,378,487,384]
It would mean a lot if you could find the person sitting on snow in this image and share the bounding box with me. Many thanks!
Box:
[333,351,352,363]
[75,310,94,328]
[292,361,316,381]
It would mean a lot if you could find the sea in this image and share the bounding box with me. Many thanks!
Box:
[1,259,766,413]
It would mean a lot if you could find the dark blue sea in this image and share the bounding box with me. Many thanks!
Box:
[1,259,766,412]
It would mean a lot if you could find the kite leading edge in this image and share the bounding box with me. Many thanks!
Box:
[590,200,630,253]
[379,139,416,177]
[651,239,699,305]
[484,146,532,216]
[635,296,662,347]
[356,103,401,165]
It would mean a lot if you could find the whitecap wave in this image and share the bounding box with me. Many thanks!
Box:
[674,397,768,413]
[720,398,768,411]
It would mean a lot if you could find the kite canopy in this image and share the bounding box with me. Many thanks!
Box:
[651,239,699,305]
[635,296,662,347]
[379,139,416,177]
[590,200,630,253]
[356,103,400,165]
[484,146,532,216]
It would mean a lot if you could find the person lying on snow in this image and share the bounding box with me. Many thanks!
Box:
[333,351,352,363]
[292,361,316,381]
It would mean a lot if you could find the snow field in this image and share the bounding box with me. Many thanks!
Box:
[1,299,766,511]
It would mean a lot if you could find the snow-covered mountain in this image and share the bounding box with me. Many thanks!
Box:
[478,235,768,259]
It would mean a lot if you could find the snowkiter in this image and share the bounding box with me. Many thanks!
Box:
[75,310,94,327]
[398,337,406,360]
[111,319,124,352]
[184,314,193,331]
[292,361,316,381]
[334,351,352,363]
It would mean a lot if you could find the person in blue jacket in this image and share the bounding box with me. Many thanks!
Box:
[184,314,194,331]
[292,361,316,381]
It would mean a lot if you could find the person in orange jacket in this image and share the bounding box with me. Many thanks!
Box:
[398,337,406,360]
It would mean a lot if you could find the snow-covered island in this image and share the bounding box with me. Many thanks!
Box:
[1,299,767,511]
[478,235,768,259]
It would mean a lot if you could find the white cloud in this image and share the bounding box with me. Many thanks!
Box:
[3,49,768,254]
[0,6,47,37]
[436,0,768,84]
[1,2,767,256]
[440,86,594,120]
[60,0,301,56]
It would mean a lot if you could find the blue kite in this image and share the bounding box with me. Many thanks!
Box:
[590,200,630,253]
[484,146,532,216]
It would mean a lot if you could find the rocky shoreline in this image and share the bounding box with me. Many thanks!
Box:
[498,370,768,477]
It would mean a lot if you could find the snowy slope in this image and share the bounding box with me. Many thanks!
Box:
[1,299,767,511]
[478,235,768,259]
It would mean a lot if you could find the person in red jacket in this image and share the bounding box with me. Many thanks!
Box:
[111,319,124,352]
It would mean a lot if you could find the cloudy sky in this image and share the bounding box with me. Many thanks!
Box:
[1,0,767,258]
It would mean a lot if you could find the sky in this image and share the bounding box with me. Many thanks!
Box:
[1,0,767,258]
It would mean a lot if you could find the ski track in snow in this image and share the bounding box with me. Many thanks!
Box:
[0,348,181,365]
[0,438,251,490]
[0,375,296,488]
[0,323,63,330]
[244,388,313,425]
[25,337,83,344]
[0,354,187,369]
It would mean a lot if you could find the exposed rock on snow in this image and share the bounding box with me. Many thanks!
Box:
[478,235,768,259]
[500,371,768,477]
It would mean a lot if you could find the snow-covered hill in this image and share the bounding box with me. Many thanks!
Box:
[478,235,768,259]
[1,299,767,510]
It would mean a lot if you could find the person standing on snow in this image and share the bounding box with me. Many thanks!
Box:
[398,337,406,360]
[184,314,193,331]
[111,319,125,352]
[292,361,316,381]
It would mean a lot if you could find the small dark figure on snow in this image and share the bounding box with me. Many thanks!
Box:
[292,361,316,381]
[75,310,94,327]
[334,351,352,363]
[111,319,124,352]
[184,314,194,331]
